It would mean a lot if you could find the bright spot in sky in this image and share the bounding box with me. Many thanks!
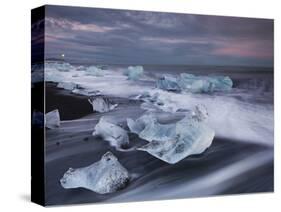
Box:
[61,54,65,58]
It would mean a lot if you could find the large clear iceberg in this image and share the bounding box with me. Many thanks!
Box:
[85,66,104,77]
[156,73,232,93]
[123,66,144,81]
[93,117,129,149]
[60,152,130,194]
[46,109,60,129]
[88,96,118,113]
[128,105,214,164]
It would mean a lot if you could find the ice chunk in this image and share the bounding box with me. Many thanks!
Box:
[60,152,130,194]
[129,106,214,164]
[128,113,176,142]
[156,73,232,93]
[88,96,118,113]
[123,66,144,80]
[138,118,214,164]
[85,66,104,76]
[156,75,181,92]
[45,109,60,129]
[178,73,232,93]
[57,82,77,90]
[208,75,233,91]
[93,117,129,149]
[127,113,157,135]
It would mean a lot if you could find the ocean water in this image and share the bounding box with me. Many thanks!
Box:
[36,62,274,205]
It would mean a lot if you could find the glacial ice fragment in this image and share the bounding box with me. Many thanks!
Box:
[138,118,214,164]
[177,73,233,93]
[129,106,214,164]
[127,113,157,135]
[156,73,232,93]
[123,66,144,80]
[45,109,60,129]
[128,114,176,142]
[60,151,130,194]
[85,66,104,76]
[93,117,129,149]
[156,75,181,92]
[88,96,118,113]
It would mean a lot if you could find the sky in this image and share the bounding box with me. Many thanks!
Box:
[42,5,273,67]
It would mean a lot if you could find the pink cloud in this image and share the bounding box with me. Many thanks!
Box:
[213,40,273,59]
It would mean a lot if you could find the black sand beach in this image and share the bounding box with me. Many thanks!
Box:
[44,83,273,206]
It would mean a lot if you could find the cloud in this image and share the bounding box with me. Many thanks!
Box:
[42,5,273,67]
[45,17,117,33]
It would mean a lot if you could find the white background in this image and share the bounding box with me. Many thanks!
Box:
[0,0,280,211]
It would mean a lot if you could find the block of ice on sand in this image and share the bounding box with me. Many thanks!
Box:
[127,113,157,135]
[123,66,144,80]
[93,117,129,149]
[128,114,176,142]
[178,73,233,93]
[85,66,104,76]
[88,96,118,113]
[156,75,181,92]
[138,118,215,164]
[60,152,130,194]
[129,106,214,164]
[45,109,60,129]
[57,82,77,90]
